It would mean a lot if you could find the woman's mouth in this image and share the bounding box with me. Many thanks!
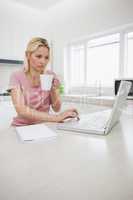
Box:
[37,65,44,69]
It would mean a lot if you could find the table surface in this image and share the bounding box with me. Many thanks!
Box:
[0,102,133,200]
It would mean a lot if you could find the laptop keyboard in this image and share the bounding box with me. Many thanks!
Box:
[79,110,111,129]
[58,109,111,130]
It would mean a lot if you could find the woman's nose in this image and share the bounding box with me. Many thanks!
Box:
[40,59,46,66]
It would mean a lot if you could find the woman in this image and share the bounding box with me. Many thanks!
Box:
[9,37,79,126]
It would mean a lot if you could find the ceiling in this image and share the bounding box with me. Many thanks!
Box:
[8,0,63,11]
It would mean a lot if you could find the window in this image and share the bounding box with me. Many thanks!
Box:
[70,45,85,86]
[87,34,120,87]
[64,26,133,95]
[126,32,133,77]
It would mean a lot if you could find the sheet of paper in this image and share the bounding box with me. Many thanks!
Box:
[16,123,57,142]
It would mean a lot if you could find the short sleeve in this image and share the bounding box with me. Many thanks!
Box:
[8,72,21,90]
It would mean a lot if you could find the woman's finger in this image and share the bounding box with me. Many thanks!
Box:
[53,79,60,86]
[68,108,79,115]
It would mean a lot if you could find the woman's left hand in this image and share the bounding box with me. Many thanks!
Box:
[51,78,60,90]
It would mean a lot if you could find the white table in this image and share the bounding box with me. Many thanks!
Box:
[0,101,133,200]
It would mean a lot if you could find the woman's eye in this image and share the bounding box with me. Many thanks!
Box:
[36,55,49,59]
[45,56,49,60]
[36,55,42,58]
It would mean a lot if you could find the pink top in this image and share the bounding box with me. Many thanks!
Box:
[9,69,60,126]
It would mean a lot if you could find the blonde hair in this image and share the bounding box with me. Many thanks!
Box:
[24,37,50,72]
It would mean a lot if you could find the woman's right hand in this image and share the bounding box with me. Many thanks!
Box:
[56,108,79,123]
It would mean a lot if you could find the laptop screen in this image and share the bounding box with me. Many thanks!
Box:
[115,79,133,98]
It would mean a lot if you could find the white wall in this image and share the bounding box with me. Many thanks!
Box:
[42,0,133,41]
[0,0,50,60]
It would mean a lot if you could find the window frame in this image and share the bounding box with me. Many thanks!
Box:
[64,24,133,96]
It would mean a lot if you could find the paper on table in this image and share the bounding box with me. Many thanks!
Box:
[16,123,57,142]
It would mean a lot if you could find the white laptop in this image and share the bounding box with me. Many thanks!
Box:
[57,81,131,135]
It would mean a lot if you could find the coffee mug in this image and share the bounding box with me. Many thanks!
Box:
[40,74,53,91]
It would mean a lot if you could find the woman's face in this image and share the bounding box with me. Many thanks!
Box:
[28,46,49,73]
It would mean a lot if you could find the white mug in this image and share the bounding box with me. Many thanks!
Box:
[40,74,53,91]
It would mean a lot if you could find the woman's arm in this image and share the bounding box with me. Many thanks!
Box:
[50,78,61,112]
[11,87,79,123]
[11,87,59,122]
[50,88,61,112]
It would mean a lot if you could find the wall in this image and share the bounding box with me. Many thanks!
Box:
[0,0,51,60]
[42,0,133,41]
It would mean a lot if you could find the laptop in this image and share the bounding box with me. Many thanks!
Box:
[57,81,131,135]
